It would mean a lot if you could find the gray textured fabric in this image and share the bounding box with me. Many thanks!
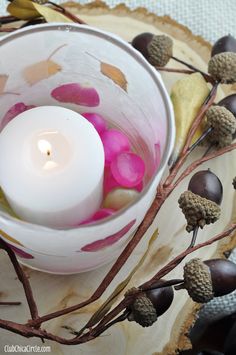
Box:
[1,0,236,43]
[199,249,236,323]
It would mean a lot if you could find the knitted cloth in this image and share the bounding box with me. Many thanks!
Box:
[199,248,236,323]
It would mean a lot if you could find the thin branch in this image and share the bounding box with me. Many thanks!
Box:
[47,2,87,24]
[0,27,18,32]
[27,141,236,328]
[27,188,167,327]
[188,226,199,249]
[0,301,21,306]
[0,15,19,24]
[171,56,215,84]
[187,126,213,154]
[155,67,195,74]
[140,223,236,290]
[0,239,39,321]
[172,142,236,190]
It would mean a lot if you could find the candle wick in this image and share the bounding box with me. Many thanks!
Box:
[47,150,51,156]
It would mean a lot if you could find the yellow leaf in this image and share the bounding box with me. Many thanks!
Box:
[23,60,61,85]
[32,2,72,23]
[170,73,210,165]
[86,229,158,328]
[101,62,128,91]
[0,188,18,218]
[0,229,24,247]
[0,75,8,94]
[7,0,39,20]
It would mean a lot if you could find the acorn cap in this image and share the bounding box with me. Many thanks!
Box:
[147,35,173,67]
[183,258,214,303]
[205,106,236,147]
[178,191,221,232]
[208,52,236,84]
[128,294,157,327]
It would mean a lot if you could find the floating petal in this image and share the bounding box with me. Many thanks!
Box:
[1,102,35,131]
[80,219,136,252]
[111,152,145,188]
[5,242,34,259]
[82,112,107,135]
[101,129,130,165]
[51,83,100,107]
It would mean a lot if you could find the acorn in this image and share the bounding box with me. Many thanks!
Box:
[178,170,222,232]
[218,94,236,118]
[179,258,236,303]
[208,52,236,84]
[132,32,173,67]
[131,32,154,60]
[211,34,236,57]
[205,106,236,147]
[127,282,174,327]
[188,170,223,205]
[218,94,236,139]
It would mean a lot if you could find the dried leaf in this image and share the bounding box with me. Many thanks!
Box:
[0,75,8,94]
[7,0,72,23]
[86,229,158,328]
[32,2,72,23]
[23,60,61,85]
[7,0,39,20]
[0,188,18,218]
[169,73,210,165]
[101,62,128,91]
[0,229,24,247]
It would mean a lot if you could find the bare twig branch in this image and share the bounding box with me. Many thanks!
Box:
[0,239,39,321]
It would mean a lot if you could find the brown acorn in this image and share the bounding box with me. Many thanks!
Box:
[188,170,223,205]
[132,32,173,67]
[179,258,236,303]
[127,282,174,327]
[211,34,236,57]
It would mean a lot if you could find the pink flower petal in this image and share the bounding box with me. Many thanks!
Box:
[82,112,107,135]
[6,242,34,259]
[103,166,120,195]
[51,83,100,107]
[1,103,35,131]
[80,219,136,252]
[111,152,145,188]
[80,208,115,225]
[104,166,144,194]
[101,129,131,165]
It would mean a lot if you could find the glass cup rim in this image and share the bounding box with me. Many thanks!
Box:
[0,23,175,232]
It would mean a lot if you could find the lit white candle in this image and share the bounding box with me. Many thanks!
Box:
[0,106,105,228]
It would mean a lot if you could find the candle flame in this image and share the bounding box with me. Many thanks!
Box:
[38,139,52,156]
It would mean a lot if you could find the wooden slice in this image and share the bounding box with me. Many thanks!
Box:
[0,2,235,354]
